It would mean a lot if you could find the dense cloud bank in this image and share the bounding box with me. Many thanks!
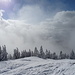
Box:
[0,10,75,54]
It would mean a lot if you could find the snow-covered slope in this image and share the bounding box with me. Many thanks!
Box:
[0,57,75,75]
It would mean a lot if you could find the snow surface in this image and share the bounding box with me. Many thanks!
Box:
[0,57,75,75]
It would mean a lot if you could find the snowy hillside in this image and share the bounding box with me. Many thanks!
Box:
[0,57,75,75]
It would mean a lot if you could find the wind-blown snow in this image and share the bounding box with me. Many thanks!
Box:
[0,57,75,75]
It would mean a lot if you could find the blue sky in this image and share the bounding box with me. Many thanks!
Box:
[0,0,75,19]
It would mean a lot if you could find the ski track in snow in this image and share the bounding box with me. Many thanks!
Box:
[0,57,75,75]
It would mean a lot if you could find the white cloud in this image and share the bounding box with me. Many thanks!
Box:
[41,11,75,52]
[0,10,75,54]
[0,0,11,3]
[0,10,4,19]
[10,5,50,25]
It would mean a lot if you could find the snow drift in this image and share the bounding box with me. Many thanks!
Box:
[0,57,75,75]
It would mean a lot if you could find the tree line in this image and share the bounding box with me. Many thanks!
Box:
[0,45,75,61]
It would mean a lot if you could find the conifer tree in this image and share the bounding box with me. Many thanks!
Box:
[13,48,20,59]
[0,46,2,61]
[1,45,8,61]
[39,46,45,58]
[45,49,51,59]
[21,50,27,58]
[70,50,75,59]
[34,47,39,57]
[52,52,58,59]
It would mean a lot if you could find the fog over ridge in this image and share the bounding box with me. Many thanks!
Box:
[0,10,75,54]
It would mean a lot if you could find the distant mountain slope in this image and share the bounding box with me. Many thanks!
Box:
[0,57,75,75]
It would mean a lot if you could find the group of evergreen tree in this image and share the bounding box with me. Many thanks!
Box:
[0,45,8,61]
[1,45,75,61]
